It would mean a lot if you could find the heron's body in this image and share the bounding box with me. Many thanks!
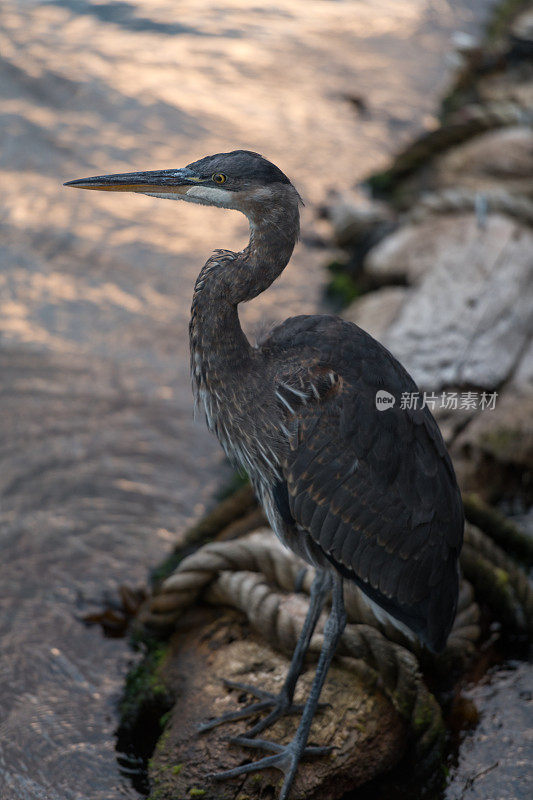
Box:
[65,150,463,798]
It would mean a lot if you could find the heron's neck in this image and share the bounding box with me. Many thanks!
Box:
[190,189,300,394]
[238,193,300,303]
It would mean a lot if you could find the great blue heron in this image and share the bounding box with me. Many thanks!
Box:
[65,150,463,799]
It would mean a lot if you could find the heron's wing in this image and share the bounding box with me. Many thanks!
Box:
[264,315,463,651]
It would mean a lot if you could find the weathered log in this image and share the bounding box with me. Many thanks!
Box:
[148,608,406,800]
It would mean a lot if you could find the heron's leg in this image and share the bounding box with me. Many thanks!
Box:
[199,569,331,735]
[242,568,332,737]
[211,577,347,800]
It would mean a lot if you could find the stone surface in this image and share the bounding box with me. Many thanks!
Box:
[511,337,533,390]
[342,286,408,342]
[452,389,533,499]
[363,214,488,284]
[445,661,533,800]
[150,609,405,800]
[326,190,395,248]
[511,9,533,44]
[430,126,533,196]
[375,213,533,391]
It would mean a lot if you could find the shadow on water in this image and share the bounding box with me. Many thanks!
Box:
[43,0,242,37]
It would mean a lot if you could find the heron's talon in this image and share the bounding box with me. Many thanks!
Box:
[199,678,307,735]
[231,735,332,758]
[198,698,272,733]
[222,678,273,699]
[229,735,283,753]
[208,738,331,800]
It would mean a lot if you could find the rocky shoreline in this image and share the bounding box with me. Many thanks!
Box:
[324,3,533,511]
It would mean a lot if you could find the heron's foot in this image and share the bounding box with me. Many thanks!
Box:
[209,736,333,800]
[198,679,307,735]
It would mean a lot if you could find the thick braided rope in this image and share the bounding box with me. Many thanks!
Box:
[462,523,533,633]
[148,531,303,618]
[144,529,480,660]
[463,493,533,565]
[338,627,443,766]
[142,531,516,766]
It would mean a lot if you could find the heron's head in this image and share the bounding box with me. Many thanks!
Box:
[64,150,301,223]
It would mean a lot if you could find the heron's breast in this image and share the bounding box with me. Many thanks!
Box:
[192,362,283,487]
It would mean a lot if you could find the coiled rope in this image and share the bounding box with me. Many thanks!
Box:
[141,531,449,767]
[140,516,532,771]
[144,529,480,654]
[462,522,533,634]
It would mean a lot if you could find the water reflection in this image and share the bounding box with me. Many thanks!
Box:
[0,1,496,798]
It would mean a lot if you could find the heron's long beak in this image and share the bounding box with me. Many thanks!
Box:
[64,167,203,194]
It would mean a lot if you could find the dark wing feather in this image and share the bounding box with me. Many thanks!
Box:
[263,315,463,652]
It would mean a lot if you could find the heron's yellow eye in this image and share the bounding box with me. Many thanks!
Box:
[212,172,227,184]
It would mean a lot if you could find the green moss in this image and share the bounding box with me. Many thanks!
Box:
[412,696,436,736]
[486,0,529,41]
[117,640,175,783]
[326,258,350,275]
[159,711,171,728]
[148,789,167,800]
[365,169,395,197]
[156,727,171,751]
[480,427,521,458]
[171,763,183,775]
[216,469,250,501]
[494,567,510,587]
[120,643,170,725]
[189,789,207,797]
[325,272,361,309]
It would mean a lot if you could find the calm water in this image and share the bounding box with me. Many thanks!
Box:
[0,2,504,798]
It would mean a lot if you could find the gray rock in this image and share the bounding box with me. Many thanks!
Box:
[364,217,457,283]
[512,340,533,391]
[452,388,533,501]
[375,213,533,391]
[511,8,533,45]
[342,286,408,342]
[326,191,394,248]
[431,126,533,197]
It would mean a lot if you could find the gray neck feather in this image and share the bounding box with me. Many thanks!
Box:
[189,184,301,396]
